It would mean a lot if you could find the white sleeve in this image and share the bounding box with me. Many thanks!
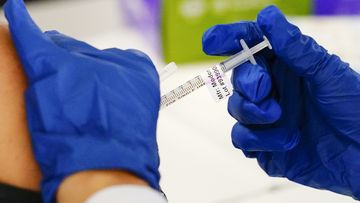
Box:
[85,185,168,203]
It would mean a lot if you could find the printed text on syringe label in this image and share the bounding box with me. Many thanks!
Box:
[201,65,233,102]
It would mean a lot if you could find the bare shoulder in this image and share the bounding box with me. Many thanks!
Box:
[0,23,7,32]
[0,23,10,45]
[0,22,42,191]
[0,23,17,59]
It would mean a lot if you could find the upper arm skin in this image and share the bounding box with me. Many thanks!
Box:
[0,23,42,191]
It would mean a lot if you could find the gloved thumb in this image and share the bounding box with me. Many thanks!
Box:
[4,0,60,81]
[257,6,343,84]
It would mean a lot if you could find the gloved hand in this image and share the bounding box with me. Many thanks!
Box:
[4,0,161,202]
[203,6,360,200]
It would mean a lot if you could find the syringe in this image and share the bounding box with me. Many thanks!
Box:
[160,36,272,109]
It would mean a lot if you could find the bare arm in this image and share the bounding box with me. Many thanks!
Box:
[0,23,41,191]
[57,171,148,203]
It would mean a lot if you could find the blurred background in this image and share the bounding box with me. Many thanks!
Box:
[1,0,359,202]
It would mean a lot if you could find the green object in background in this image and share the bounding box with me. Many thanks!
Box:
[161,0,311,64]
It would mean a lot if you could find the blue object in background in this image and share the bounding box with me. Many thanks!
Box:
[203,5,360,200]
[315,0,360,15]
[4,0,162,202]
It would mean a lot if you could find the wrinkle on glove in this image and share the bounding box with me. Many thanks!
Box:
[4,0,161,202]
[203,5,360,200]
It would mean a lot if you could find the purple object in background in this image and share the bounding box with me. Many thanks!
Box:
[315,0,360,15]
[120,0,160,27]
[120,0,162,53]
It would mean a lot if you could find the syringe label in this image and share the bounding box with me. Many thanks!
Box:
[201,65,233,102]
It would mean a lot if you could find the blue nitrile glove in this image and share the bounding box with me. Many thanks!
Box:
[203,6,360,200]
[4,0,161,202]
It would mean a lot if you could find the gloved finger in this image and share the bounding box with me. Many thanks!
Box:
[124,49,159,79]
[257,6,332,82]
[45,30,157,80]
[228,92,281,125]
[126,49,153,62]
[102,48,144,65]
[45,31,137,73]
[101,48,152,64]
[102,48,159,82]
[104,48,157,68]
[231,122,300,151]
[105,48,156,69]
[45,30,154,67]
[45,30,101,55]
[242,151,259,159]
[232,62,272,103]
[202,21,263,56]
[45,32,150,68]
[4,0,59,79]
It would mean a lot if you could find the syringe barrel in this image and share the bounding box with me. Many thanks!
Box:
[160,36,272,110]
